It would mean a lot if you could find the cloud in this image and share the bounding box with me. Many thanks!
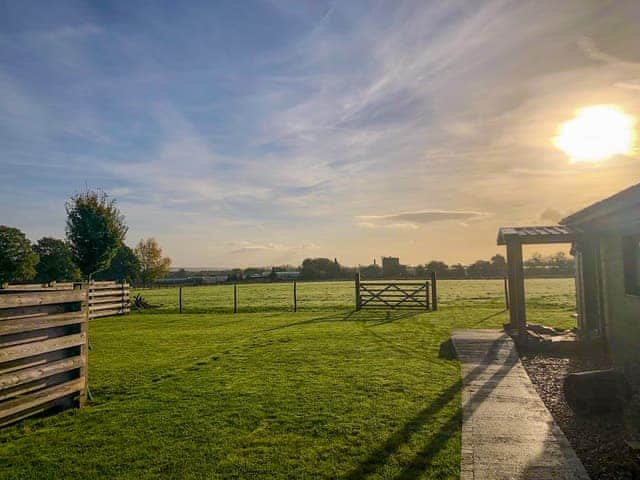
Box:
[227,241,319,255]
[539,207,565,224]
[356,210,489,229]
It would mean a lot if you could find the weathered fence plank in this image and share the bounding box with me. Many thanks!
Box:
[0,287,88,426]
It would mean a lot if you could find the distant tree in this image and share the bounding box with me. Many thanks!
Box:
[65,190,128,279]
[300,258,341,280]
[426,260,449,278]
[135,238,171,286]
[95,244,141,284]
[359,263,382,280]
[450,263,466,278]
[490,254,507,277]
[0,226,39,284]
[33,237,80,283]
[467,260,492,278]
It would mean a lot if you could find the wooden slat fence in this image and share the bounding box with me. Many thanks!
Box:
[355,272,438,311]
[2,281,130,320]
[0,285,88,427]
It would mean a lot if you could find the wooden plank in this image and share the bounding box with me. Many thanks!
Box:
[89,302,128,312]
[89,294,129,305]
[0,333,86,363]
[88,289,127,297]
[0,377,85,421]
[89,309,127,318]
[0,356,83,390]
[0,312,86,336]
[0,290,85,309]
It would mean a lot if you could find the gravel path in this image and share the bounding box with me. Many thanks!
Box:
[520,347,640,479]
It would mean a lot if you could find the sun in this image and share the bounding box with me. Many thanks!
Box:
[554,105,636,163]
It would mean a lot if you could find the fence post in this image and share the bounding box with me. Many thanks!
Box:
[179,286,183,314]
[430,271,438,311]
[75,282,89,407]
[293,281,297,312]
[355,272,361,311]
[233,283,238,313]
[425,281,430,310]
[504,276,509,310]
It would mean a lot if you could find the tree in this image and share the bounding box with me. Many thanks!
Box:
[0,226,39,284]
[65,190,128,278]
[135,238,171,286]
[94,244,141,284]
[426,260,449,278]
[490,254,507,277]
[33,237,80,283]
[300,258,341,280]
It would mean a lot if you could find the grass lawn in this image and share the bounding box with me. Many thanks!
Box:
[0,279,575,479]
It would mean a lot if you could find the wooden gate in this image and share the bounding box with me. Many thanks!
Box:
[355,273,438,311]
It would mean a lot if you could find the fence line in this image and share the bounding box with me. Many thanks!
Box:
[2,281,130,320]
[0,285,88,427]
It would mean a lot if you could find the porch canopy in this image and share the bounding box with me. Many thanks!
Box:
[497,225,575,336]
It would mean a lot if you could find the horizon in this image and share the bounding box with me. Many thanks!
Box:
[2,1,639,267]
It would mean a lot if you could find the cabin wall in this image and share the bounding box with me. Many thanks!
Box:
[598,233,640,385]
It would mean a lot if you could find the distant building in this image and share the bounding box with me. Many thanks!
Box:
[274,271,300,281]
[382,256,401,278]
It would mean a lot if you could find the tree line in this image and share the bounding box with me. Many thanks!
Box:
[291,252,574,281]
[165,252,574,283]
[0,190,171,286]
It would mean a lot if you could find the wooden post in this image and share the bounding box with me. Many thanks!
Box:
[425,281,430,310]
[355,273,361,311]
[233,283,238,313]
[75,282,88,407]
[430,271,438,311]
[293,281,297,312]
[179,286,183,314]
[503,276,509,310]
[506,239,527,338]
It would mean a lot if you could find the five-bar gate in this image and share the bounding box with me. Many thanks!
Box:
[355,272,437,311]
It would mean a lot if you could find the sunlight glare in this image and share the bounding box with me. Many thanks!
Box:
[554,105,636,162]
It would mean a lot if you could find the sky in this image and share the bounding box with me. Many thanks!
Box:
[1,0,640,268]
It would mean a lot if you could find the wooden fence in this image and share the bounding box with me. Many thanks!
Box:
[0,285,88,427]
[2,281,130,320]
[355,272,438,311]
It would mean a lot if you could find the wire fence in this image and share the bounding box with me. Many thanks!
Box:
[131,278,576,314]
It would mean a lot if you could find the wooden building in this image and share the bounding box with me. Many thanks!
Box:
[498,182,640,382]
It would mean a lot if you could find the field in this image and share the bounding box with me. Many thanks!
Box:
[0,279,575,480]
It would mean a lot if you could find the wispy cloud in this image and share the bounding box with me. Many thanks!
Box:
[357,210,489,229]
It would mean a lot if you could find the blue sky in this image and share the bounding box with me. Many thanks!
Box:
[1,0,640,267]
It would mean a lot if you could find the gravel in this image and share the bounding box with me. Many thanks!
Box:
[520,346,640,480]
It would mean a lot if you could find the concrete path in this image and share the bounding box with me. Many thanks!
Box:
[451,329,589,480]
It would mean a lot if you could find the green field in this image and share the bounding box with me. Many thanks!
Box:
[0,279,575,480]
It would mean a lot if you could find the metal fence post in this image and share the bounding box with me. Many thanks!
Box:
[355,272,361,311]
[430,271,438,311]
[179,286,183,314]
[293,281,297,312]
[233,283,238,313]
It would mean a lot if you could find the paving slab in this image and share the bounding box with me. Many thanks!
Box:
[451,329,589,480]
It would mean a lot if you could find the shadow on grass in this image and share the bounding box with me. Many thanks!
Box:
[264,309,425,332]
[342,334,517,480]
[471,309,507,326]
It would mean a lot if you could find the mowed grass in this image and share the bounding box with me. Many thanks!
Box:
[0,279,575,479]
